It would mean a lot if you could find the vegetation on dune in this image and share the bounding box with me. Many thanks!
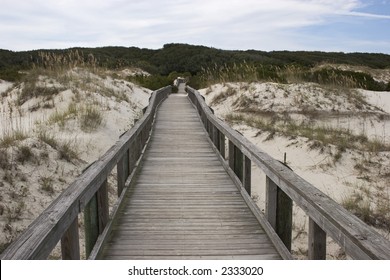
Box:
[1,44,389,90]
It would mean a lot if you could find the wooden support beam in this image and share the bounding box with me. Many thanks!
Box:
[266,176,292,251]
[61,217,80,260]
[84,194,98,258]
[84,179,109,259]
[234,145,243,182]
[97,179,109,234]
[266,176,278,229]
[219,132,225,159]
[208,120,213,139]
[128,143,135,177]
[213,126,219,148]
[117,154,128,197]
[228,140,235,170]
[243,155,251,195]
[309,218,327,260]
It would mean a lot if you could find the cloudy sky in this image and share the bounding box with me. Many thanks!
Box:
[1,0,389,53]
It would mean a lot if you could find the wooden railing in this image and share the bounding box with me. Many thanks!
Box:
[0,86,171,260]
[186,86,390,260]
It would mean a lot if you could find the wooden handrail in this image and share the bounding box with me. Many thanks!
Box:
[186,85,390,260]
[0,86,171,260]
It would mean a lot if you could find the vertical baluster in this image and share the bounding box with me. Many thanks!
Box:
[212,125,219,148]
[243,156,251,195]
[229,140,235,170]
[309,218,327,259]
[234,145,243,182]
[266,176,292,251]
[61,217,80,260]
[208,120,213,139]
[117,152,129,197]
[84,179,108,259]
[129,142,135,176]
[84,193,98,258]
[219,132,226,159]
[97,179,109,234]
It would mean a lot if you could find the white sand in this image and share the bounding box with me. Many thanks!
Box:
[200,81,390,259]
[0,69,151,258]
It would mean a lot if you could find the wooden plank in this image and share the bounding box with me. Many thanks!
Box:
[186,86,390,260]
[265,176,292,251]
[308,218,327,260]
[228,140,234,170]
[97,179,109,234]
[0,86,170,259]
[243,155,251,195]
[105,254,281,260]
[234,145,243,182]
[219,130,226,159]
[266,176,278,229]
[84,194,99,258]
[100,94,282,260]
[60,217,80,260]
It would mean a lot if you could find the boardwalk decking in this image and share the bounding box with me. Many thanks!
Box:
[100,87,281,260]
[3,85,389,260]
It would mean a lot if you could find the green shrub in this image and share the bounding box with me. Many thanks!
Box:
[129,74,172,90]
[0,69,24,82]
[305,69,387,91]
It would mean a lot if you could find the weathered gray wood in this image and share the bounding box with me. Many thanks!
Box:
[84,194,98,258]
[117,155,127,197]
[243,155,251,195]
[266,176,278,229]
[97,179,109,234]
[219,130,226,159]
[100,93,282,260]
[186,86,390,260]
[276,185,292,251]
[234,145,243,182]
[105,254,281,260]
[213,126,219,149]
[60,217,80,260]
[228,140,234,170]
[309,218,327,260]
[0,86,171,260]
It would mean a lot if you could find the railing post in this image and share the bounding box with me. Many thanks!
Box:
[213,126,219,148]
[220,132,225,159]
[84,179,108,258]
[129,142,135,176]
[228,140,243,182]
[208,120,213,139]
[266,176,292,251]
[61,217,80,260]
[117,151,129,197]
[228,140,235,170]
[234,145,243,181]
[243,156,251,195]
[84,193,98,258]
[97,179,109,233]
[309,218,327,259]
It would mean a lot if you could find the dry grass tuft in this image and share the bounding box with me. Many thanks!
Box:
[79,105,103,132]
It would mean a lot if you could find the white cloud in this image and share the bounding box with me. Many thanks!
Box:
[0,0,388,52]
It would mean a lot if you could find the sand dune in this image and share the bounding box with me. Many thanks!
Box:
[200,82,390,259]
[0,69,151,257]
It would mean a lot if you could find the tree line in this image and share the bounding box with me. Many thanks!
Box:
[1,43,389,90]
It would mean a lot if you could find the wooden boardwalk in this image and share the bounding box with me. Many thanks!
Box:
[100,91,282,260]
[3,85,389,260]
